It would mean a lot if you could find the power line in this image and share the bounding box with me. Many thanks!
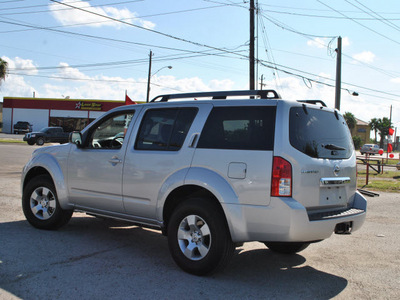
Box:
[49,0,248,58]
[317,0,400,46]
[346,0,400,32]
[257,8,400,21]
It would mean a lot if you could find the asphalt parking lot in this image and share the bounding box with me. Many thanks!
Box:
[0,142,399,299]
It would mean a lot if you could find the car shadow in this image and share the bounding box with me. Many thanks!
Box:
[0,215,347,299]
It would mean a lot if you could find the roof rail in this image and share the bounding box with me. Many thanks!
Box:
[150,90,281,102]
[297,100,327,107]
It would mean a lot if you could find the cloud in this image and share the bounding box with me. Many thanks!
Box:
[307,38,329,49]
[53,63,90,80]
[49,0,155,29]
[307,37,350,49]
[342,37,350,47]
[2,56,38,75]
[352,51,375,64]
[390,78,400,84]
[0,73,35,98]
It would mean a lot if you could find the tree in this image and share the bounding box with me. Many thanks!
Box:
[343,112,356,133]
[352,136,362,150]
[0,57,8,85]
[369,118,379,143]
[375,117,392,148]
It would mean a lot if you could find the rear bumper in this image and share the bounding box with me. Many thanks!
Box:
[223,191,367,243]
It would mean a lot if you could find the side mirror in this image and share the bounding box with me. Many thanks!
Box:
[69,131,83,148]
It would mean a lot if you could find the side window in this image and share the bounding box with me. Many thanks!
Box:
[89,111,134,149]
[135,108,197,151]
[197,106,276,150]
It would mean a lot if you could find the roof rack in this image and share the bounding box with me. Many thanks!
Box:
[297,100,327,107]
[150,90,281,102]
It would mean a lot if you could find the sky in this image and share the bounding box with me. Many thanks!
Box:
[1,0,400,133]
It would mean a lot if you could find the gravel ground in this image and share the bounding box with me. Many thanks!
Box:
[0,143,399,299]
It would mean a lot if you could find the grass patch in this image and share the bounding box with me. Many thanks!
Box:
[357,169,400,192]
[358,180,400,192]
[0,139,26,144]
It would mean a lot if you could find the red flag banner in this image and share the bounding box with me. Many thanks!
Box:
[388,143,393,153]
[125,94,136,105]
[388,127,394,136]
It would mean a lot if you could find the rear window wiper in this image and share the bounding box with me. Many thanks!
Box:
[322,144,346,150]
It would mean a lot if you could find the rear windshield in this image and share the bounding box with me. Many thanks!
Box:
[289,106,353,159]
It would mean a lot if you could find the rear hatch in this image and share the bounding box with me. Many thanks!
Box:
[280,103,356,212]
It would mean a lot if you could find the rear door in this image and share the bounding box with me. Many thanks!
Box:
[192,103,277,207]
[122,104,206,219]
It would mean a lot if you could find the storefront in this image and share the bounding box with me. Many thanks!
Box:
[2,97,128,133]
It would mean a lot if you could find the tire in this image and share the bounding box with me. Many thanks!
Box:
[22,175,73,230]
[36,137,45,146]
[167,198,235,275]
[264,242,310,254]
[27,141,35,146]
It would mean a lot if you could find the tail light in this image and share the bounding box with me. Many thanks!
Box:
[271,156,292,197]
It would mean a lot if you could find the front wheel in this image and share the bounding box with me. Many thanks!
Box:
[167,198,235,275]
[36,137,45,146]
[264,242,310,254]
[22,175,73,230]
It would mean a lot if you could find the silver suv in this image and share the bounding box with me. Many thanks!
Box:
[22,90,367,275]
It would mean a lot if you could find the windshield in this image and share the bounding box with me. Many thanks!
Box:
[289,107,354,159]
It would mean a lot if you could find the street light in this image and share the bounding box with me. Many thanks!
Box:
[146,65,172,102]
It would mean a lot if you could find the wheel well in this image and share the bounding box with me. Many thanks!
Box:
[162,185,228,235]
[23,167,51,190]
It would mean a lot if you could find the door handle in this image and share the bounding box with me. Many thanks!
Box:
[108,156,122,165]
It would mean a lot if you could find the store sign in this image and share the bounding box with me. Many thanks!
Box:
[75,101,102,111]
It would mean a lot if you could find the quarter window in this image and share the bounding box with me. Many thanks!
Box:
[135,108,198,151]
[197,106,276,150]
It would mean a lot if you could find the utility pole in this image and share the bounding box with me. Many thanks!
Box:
[260,74,265,90]
[335,36,342,110]
[249,0,255,90]
[146,50,153,103]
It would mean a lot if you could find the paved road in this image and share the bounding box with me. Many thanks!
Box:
[0,143,399,299]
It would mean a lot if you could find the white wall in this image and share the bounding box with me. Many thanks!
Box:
[2,108,109,133]
[2,108,12,133]
[13,109,49,132]
[89,111,107,120]
[50,110,89,118]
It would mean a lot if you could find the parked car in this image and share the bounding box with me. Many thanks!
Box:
[21,90,367,275]
[13,121,32,134]
[360,144,382,155]
[23,127,69,146]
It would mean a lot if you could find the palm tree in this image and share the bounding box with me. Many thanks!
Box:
[376,117,392,148]
[369,118,379,143]
[343,112,356,134]
[0,58,8,85]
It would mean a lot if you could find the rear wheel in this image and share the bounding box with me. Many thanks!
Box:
[264,242,310,254]
[167,198,235,275]
[22,175,73,230]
